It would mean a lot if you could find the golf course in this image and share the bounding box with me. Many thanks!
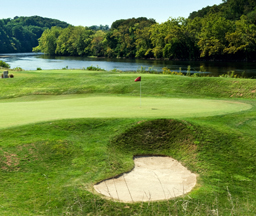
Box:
[1,69,256,215]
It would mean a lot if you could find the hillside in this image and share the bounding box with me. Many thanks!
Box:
[189,0,256,22]
[0,16,70,53]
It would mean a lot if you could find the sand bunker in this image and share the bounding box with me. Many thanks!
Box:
[94,156,197,202]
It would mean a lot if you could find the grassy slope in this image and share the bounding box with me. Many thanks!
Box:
[1,69,256,99]
[1,69,256,215]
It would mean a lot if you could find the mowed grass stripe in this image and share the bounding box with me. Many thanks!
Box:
[0,95,251,129]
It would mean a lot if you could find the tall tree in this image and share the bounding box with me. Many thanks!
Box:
[197,14,234,58]
[91,30,106,56]
[224,15,256,60]
[33,26,62,55]
[134,21,155,58]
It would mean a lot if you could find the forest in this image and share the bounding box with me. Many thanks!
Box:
[1,0,256,61]
[0,16,70,53]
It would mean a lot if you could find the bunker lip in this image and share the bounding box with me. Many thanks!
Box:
[94,156,197,202]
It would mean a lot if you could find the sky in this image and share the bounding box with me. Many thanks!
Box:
[1,0,223,27]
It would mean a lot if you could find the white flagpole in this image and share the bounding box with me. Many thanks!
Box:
[140,80,141,107]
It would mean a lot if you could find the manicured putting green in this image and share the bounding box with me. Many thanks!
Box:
[0,95,251,129]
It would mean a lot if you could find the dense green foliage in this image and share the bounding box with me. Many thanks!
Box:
[1,0,255,61]
[0,60,10,68]
[189,0,256,21]
[0,0,255,61]
[88,24,109,31]
[0,16,69,53]
[1,70,256,214]
[34,0,256,61]
[33,17,156,58]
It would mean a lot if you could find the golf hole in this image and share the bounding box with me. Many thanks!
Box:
[94,156,197,202]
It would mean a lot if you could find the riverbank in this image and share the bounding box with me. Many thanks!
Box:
[2,52,255,63]
[1,53,256,77]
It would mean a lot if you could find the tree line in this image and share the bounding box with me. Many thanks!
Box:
[33,0,256,61]
[34,13,256,61]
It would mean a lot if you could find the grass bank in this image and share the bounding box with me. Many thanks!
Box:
[0,69,256,215]
[1,69,256,99]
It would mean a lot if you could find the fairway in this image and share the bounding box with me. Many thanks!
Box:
[0,95,251,129]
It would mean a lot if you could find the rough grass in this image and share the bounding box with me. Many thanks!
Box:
[1,118,256,215]
[1,69,256,215]
[1,69,256,100]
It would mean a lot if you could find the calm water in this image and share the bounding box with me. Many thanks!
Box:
[1,52,256,77]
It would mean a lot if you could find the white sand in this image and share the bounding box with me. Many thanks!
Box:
[94,156,197,202]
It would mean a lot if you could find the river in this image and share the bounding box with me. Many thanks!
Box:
[1,53,256,77]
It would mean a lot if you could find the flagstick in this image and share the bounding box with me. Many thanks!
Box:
[140,80,141,108]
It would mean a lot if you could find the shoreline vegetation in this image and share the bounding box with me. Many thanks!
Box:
[32,12,256,62]
[0,60,251,79]
[3,53,256,62]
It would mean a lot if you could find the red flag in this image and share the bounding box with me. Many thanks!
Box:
[134,76,141,82]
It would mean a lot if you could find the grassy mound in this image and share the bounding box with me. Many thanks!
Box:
[111,119,198,152]
[110,119,256,206]
[1,118,255,215]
